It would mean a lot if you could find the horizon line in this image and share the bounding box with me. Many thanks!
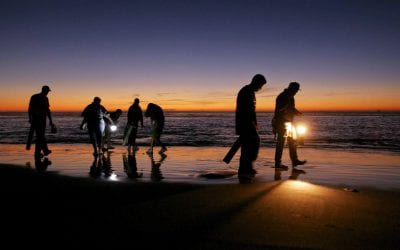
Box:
[1,109,399,113]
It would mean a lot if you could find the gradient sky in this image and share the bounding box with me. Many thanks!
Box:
[1,0,399,112]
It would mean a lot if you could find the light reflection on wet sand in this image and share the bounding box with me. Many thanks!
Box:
[0,144,399,189]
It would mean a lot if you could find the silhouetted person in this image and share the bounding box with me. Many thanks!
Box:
[235,74,267,179]
[27,85,55,159]
[144,103,167,154]
[103,108,122,150]
[80,97,112,156]
[123,98,144,154]
[272,82,306,168]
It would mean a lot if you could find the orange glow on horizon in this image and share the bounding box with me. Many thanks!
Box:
[1,102,399,113]
[1,85,399,112]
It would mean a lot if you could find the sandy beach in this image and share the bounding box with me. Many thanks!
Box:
[1,144,400,248]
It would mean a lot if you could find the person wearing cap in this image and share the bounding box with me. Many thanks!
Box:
[27,85,55,159]
[272,82,306,168]
[80,97,112,156]
[235,74,267,179]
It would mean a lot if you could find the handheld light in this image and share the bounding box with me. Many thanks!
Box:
[110,125,117,132]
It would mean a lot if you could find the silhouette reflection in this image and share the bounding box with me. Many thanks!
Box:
[147,151,167,181]
[238,171,256,184]
[34,156,51,172]
[122,153,143,179]
[273,166,306,181]
[289,167,306,180]
[89,151,114,178]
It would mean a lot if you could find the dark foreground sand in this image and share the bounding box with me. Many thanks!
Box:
[1,163,399,249]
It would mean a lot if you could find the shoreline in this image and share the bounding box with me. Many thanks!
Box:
[1,144,399,190]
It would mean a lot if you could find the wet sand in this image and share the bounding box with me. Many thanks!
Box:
[0,144,399,189]
[1,144,400,248]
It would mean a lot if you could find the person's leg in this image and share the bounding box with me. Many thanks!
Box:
[105,126,111,149]
[131,126,138,150]
[274,129,286,167]
[33,119,49,157]
[98,120,105,150]
[88,130,98,155]
[158,123,167,151]
[239,132,259,175]
[288,137,298,161]
[288,137,306,166]
[95,129,103,154]
[147,121,156,154]
[33,124,44,158]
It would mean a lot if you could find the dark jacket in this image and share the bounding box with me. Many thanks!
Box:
[28,93,50,121]
[81,102,108,128]
[128,104,143,126]
[274,88,299,124]
[145,103,164,124]
[235,84,257,135]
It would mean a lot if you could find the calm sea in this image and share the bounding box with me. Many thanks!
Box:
[1,112,399,153]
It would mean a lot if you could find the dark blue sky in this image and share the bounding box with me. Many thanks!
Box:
[1,0,399,111]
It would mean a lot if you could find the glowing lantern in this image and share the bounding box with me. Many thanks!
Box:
[284,122,307,145]
[110,125,117,132]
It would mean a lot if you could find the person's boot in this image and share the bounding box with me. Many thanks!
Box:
[292,159,307,167]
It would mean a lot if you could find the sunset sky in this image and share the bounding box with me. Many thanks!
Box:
[1,0,399,112]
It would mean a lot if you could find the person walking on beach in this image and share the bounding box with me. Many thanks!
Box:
[123,98,144,154]
[80,97,112,156]
[27,85,56,159]
[235,74,267,178]
[103,108,122,150]
[144,103,167,155]
[272,82,306,168]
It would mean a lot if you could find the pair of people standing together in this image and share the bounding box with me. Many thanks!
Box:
[123,99,167,155]
[234,74,306,179]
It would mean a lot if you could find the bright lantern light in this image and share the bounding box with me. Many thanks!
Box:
[110,125,117,132]
[296,125,307,136]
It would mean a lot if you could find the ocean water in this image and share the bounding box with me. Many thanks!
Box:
[1,111,399,153]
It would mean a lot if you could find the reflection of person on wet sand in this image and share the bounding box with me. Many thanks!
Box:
[123,153,143,179]
[289,168,306,180]
[35,157,52,172]
[89,155,101,178]
[274,167,306,181]
[274,167,287,181]
[89,151,113,178]
[148,152,167,181]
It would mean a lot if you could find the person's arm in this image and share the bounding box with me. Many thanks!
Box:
[80,107,87,130]
[46,97,54,126]
[139,108,144,127]
[80,118,86,130]
[47,108,54,126]
[28,96,33,124]
[292,98,302,116]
